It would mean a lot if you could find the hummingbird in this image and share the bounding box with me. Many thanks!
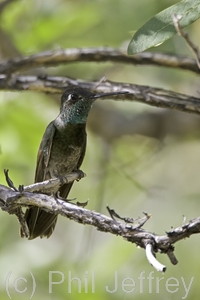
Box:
[21,86,127,239]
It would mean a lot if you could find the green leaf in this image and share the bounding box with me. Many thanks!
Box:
[127,0,200,54]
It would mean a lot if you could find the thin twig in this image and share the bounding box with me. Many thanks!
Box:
[4,169,18,191]
[173,14,200,69]
[167,250,178,265]
[15,207,29,238]
[145,244,166,272]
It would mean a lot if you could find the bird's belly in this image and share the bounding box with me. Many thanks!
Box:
[46,143,82,179]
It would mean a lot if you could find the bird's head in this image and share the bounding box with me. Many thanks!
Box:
[59,86,128,124]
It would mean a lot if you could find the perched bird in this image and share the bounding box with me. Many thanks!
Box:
[21,86,127,239]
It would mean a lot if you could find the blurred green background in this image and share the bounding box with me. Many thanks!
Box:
[1,0,200,299]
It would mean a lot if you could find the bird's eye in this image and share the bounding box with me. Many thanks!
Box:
[68,93,79,103]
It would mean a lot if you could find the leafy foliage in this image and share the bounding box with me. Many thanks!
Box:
[128,0,200,54]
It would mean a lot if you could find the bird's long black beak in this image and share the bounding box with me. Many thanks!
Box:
[92,91,129,99]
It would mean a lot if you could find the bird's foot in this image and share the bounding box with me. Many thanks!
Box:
[75,169,86,182]
[56,192,88,208]
[76,200,88,208]
[65,196,88,208]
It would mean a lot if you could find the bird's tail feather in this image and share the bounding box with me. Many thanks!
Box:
[20,207,57,240]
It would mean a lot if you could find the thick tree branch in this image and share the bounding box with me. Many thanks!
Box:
[0,47,199,74]
[1,176,200,272]
[1,74,200,116]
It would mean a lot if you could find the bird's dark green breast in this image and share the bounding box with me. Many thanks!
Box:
[45,122,87,180]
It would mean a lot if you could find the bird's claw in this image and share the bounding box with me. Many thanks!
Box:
[76,200,88,207]
[76,170,86,181]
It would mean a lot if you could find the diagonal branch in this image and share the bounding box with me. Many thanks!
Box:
[1,74,200,115]
[173,14,200,69]
[1,177,200,272]
[0,47,199,74]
